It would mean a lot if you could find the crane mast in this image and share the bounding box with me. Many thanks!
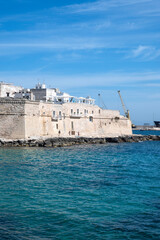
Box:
[118,90,130,120]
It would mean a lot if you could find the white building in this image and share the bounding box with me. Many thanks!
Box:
[0,82,22,98]
[30,83,95,104]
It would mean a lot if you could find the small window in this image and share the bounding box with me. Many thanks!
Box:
[99,110,101,114]
[6,92,10,97]
[59,111,62,116]
[92,111,94,114]
[89,116,93,122]
[71,109,73,114]
[77,109,79,115]
[71,121,74,130]
[53,111,56,117]
[56,124,58,129]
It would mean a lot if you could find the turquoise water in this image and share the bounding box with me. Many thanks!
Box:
[0,142,160,239]
[133,130,160,136]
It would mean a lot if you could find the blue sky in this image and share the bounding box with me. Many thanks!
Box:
[0,0,160,124]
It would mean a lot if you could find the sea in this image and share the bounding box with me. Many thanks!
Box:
[0,132,160,239]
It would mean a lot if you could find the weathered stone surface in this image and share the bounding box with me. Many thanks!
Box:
[0,135,159,148]
[0,99,132,140]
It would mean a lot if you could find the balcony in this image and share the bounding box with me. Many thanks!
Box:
[51,115,63,121]
[70,113,81,119]
[51,116,58,121]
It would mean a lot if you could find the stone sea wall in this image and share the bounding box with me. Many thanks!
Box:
[0,99,132,139]
[0,135,159,147]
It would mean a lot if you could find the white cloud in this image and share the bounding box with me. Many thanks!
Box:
[132,45,149,57]
[62,0,152,14]
[0,30,160,56]
[0,70,160,89]
[0,38,109,56]
[138,5,160,16]
[128,45,160,60]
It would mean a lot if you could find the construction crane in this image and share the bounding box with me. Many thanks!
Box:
[117,90,130,120]
[98,93,107,109]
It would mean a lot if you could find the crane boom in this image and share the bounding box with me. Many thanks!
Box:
[118,90,130,120]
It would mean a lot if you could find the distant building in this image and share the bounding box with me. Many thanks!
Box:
[30,83,63,102]
[0,81,132,139]
[14,89,35,100]
[144,123,150,126]
[0,82,22,98]
[0,82,95,105]
[30,83,95,104]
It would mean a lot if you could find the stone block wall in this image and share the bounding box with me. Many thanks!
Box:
[0,99,25,139]
[0,99,132,139]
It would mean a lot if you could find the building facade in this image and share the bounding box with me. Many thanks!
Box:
[0,98,132,139]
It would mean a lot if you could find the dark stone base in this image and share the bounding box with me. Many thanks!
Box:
[0,135,159,148]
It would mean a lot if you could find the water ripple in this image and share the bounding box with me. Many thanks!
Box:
[0,142,160,239]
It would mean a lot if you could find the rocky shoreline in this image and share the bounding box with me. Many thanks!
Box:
[0,135,159,147]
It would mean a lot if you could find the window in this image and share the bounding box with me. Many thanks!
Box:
[6,92,10,97]
[59,111,62,119]
[71,109,73,115]
[89,116,93,122]
[99,110,101,114]
[92,111,94,114]
[71,121,74,130]
[56,124,58,129]
[77,109,79,115]
[84,109,87,114]
[53,111,56,117]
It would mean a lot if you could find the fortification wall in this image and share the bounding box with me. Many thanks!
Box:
[24,102,132,138]
[0,99,25,139]
[24,101,41,138]
[0,100,132,139]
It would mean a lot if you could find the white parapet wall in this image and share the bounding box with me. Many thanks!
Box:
[0,99,132,139]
